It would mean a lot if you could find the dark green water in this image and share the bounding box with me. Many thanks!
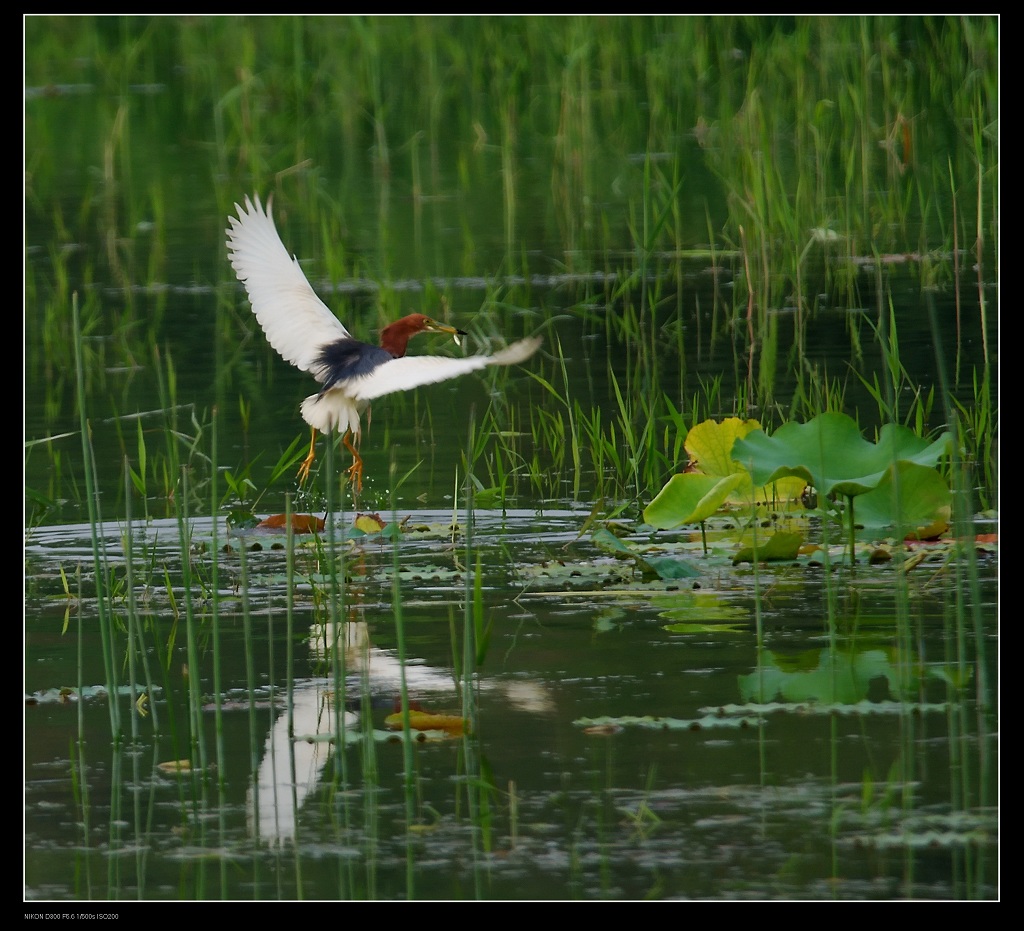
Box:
[24,512,999,901]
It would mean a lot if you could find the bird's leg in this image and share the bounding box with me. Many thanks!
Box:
[296,427,318,484]
[343,431,364,493]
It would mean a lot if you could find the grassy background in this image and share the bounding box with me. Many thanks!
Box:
[25,15,998,516]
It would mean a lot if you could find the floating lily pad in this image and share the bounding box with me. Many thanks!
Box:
[353,512,387,534]
[574,714,761,731]
[591,527,701,580]
[157,759,194,774]
[704,700,949,716]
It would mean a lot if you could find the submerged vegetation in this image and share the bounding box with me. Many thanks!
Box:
[25,15,997,901]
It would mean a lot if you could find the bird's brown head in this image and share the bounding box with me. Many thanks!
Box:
[379,313,468,358]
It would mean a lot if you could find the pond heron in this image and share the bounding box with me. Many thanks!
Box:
[226,194,542,491]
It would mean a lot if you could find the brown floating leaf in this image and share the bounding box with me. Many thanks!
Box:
[255,513,325,534]
[583,724,623,736]
[384,710,467,736]
[354,512,387,534]
[157,759,193,774]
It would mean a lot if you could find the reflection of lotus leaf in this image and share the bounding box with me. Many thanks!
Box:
[732,531,804,563]
[654,591,748,626]
[738,648,898,704]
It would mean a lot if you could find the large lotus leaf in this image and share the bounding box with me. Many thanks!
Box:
[685,417,806,505]
[854,460,951,536]
[731,412,952,498]
[643,472,747,529]
[685,417,763,475]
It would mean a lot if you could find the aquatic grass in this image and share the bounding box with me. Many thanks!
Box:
[120,462,164,900]
[318,444,367,901]
[789,362,850,425]
[923,295,992,718]
[29,18,998,280]
[25,440,79,529]
[72,293,120,737]
[855,303,938,434]
[282,494,306,895]
[466,408,517,505]
[120,462,161,735]
[169,455,212,837]
[206,408,232,895]
[577,402,617,501]
[951,367,996,511]
[384,453,418,899]
[456,428,496,894]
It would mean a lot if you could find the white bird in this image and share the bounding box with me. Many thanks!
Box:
[226,194,542,491]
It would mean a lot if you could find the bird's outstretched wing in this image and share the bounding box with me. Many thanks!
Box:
[226,194,350,377]
[349,336,543,402]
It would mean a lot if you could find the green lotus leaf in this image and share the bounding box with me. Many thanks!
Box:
[731,412,952,498]
[685,417,806,505]
[591,526,636,555]
[685,417,763,475]
[854,460,952,535]
[643,472,748,529]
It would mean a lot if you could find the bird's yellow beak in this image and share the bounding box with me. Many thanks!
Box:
[423,317,468,346]
[422,318,467,336]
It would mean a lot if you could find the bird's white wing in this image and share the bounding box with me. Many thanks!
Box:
[226,194,350,375]
[349,336,543,402]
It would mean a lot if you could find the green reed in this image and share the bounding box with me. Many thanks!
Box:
[72,293,120,737]
[457,438,497,892]
[29,17,998,287]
